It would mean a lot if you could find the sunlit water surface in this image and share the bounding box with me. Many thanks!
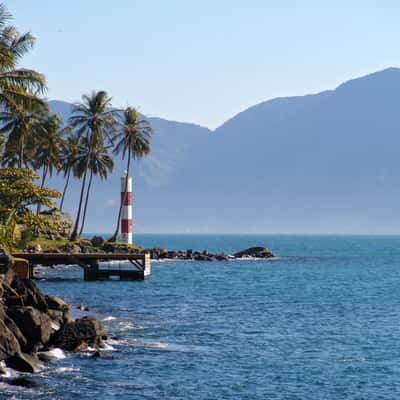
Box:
[2,234,400,399]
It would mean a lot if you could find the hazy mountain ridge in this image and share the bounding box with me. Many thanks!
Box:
[48,68,400,233]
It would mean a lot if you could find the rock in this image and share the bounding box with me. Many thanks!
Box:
[166,251,178,259]
[7,306,53,351]
[47,309,64,326]
[91,236,105,248]
[90,350,113,359]
[215,254,229,261]
[0,319,21,360]
[5,353,42,373]
[6,377,40,388]
[38,208,73,238]
[194,254,213,261]
[63,244,81,254]
[51,316,107,351]
[73,341,88,352]
[46,295,69,312]
[20,278,48,311]
[150,248,168,259]
[233,246,274,258]
[4,315,27,350]
[77,303,89,311]
[4,295,24,307]
[62,311,74,324]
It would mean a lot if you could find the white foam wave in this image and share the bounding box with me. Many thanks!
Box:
[130,339,169,349]
[231,256,281,261]
[47,348,66,360]
[118,322,134,331]
[103,316,117,321]
[101,342,116,351]
[55,367,80,373]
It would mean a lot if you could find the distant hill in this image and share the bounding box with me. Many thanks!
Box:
[48,68,400,233]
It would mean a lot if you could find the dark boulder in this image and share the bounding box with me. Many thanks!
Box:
[215,254,229,261]
[5,352,42,373]
[233,246,274,258]
[91,236,105,248]
[51,316,107,351]
[47,309,64,327]
[4,315,28,350]
[21,279,48,312]
[46,295,69,312]
[6,377,40,388]
[7,306,53,351]
[90,350,113,359]
[194,254,213,261]
[0,318,21,360]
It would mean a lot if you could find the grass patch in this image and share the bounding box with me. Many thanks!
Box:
[18,236,70,251]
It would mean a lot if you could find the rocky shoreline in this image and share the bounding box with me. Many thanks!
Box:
[0,251,108,385]
[0,241,274,387]
[27,235,275,262]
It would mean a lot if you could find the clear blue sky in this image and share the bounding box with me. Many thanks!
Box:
[8,0,400,129]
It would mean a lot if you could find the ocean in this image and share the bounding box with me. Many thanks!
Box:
[2,234,400,399]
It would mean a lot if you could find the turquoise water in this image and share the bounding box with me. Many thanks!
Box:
[2,234,400,399]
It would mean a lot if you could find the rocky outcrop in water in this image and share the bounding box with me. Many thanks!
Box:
[148,246,274,261]
[0,251,107,374]
[233,247,274,258]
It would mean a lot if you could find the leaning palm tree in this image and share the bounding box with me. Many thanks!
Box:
[109,107,152,243]
[0,4,46,111]
[33,113,62,214]
[58,134,80,211]
[68,90,117,240]
[74,139,114,235]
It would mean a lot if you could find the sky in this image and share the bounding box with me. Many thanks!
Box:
[8,0,400,129]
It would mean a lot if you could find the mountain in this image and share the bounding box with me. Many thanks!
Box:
[48,68,400,233]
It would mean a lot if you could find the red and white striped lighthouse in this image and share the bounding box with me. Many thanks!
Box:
[120,173,133,244]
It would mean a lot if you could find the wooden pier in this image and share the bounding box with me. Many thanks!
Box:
[0,252,151,281]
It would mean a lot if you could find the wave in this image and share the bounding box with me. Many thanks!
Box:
[39,348,66,361]
[102,316,117,321]
[55,366,80,373]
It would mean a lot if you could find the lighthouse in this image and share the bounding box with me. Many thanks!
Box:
[120,173,133,244]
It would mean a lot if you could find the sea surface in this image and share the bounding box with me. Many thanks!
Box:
[2,234,400,399]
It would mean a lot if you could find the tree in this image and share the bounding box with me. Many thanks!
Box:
[0,168,60,249]
[109,107,152,243]
[0,103,48,168]
[34,113,62,214]
[58,134,80,211]
[0,4,46,112]
[67,90,117,240]
[75,138,114,235]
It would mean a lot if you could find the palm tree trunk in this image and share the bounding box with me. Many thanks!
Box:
[109,147,131,242]
[70,167,89,241]
[36,164,48,215]
[70,133,94,241]
[60,168,71,211]
[79,170,93,236]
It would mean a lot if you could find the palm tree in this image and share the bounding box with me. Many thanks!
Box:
[0,4,46,111]
[75,139,114,235]
[34,113,62,214]
[109,107,152,243]
[58,134,80,211]
[68,90,117,240]
[0,102,47,167]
